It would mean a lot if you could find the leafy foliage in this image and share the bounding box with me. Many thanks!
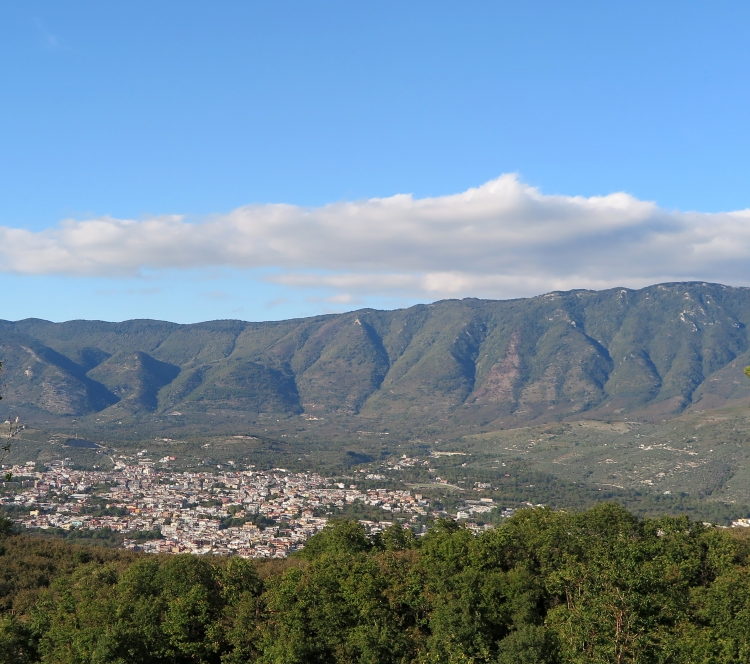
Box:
[3,505,750,661]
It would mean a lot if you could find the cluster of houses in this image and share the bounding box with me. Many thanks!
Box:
[2,453,484,557]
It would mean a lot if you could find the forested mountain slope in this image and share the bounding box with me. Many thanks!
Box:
[2,282,750,431]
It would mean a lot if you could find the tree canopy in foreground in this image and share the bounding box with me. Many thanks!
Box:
[1,504,750,663]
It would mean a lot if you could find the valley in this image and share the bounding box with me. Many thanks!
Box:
[3,281,750,521]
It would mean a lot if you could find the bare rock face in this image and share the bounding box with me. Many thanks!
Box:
[1,282,750,430]
[471,330,522,406]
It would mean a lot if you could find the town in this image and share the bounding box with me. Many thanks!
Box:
[1,451,508,558]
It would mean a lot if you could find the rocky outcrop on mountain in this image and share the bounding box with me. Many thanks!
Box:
[2,282,750,429]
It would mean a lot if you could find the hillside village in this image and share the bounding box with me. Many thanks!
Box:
[2,452,505,557]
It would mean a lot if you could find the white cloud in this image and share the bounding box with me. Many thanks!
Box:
[2,174,750,300]
[270,271,643,298]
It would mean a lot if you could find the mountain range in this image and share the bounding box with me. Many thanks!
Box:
[3,282,750,437]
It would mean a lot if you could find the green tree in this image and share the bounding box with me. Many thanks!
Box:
[296,519,376,559]
[32,554,264,663]
[0,615,35,664]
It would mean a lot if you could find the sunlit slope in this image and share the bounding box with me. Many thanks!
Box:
[2,282,750,427]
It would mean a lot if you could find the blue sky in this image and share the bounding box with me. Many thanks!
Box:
[1,1,749,323]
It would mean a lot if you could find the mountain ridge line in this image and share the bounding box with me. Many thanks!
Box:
[1,281,749,434]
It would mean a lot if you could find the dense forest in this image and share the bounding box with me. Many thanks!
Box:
[2,505,750,663]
